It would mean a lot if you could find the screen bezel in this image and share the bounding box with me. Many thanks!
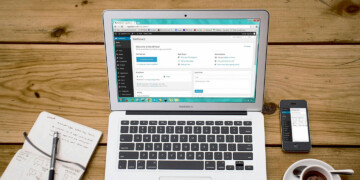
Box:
[103,10,269,111]
[280,100,312,152]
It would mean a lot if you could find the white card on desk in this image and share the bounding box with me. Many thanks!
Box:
[1,111,102,180]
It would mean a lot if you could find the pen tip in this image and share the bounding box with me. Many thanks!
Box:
[53,131,58,137]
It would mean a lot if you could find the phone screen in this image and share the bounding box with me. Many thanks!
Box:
[282,108,309,142]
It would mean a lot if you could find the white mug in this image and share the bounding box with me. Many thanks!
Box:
[300,165,333,180]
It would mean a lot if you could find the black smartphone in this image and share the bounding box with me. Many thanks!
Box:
[280,100,311,152]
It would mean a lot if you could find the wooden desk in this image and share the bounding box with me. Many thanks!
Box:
[0,0,359,179]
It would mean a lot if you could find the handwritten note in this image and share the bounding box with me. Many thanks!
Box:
[1,111,102,180]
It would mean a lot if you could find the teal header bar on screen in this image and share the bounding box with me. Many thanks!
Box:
[112,19,260,25]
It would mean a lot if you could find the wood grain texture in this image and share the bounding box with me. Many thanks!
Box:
[0,0,359,43]
[0,44,359,145]
[0,145,359,179]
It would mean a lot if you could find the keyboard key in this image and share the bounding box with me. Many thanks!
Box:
[233,152,253,160]
[118,160,126,169]
[130,120,139,125]
[185,126,192,133]
[152,135,160,142]
[212,127,220,134]
[245,165,254,170]
[154,143,162,150]
[134,135,142,142]
[225,121,233,125]
[214,152,222,160]
[235,135,243,142]
[244,121,252,126]
[119,152,139,159]
[157,126,165,133]
[140,121,148,125]
[206,121,214,125]
[210,143,218,151]
[215,121,223,125]
[175,126,183,133]
[205,161,215,170]
[186,152,195,159]
[120,143,134,150]
[136,143,144,150]
[221,127,229,134]
[180,135,188,142]
[168,121,176,125]
[145,143,153,150]
[240,127,252,134]
[148,126,156,133]
[244,135,252,142]
[177,152,185,159]
[189,135,197,142]
[149,121,157,125]
[121,120,129,125]
[158,161,203,170]
[194,126,202,134]
[139,126,147,133]
[161,135,169,142]
[143,135,151,142]
[182,143,190,151]
[236,161,244,170]
[205,152,213,160]
[198,135,206,142]
[147,161,157,169]
[140,152,148,159]
[217,161,225,170]
[217,135,225,142]
[226,165,234,170]
[149,152,157,159]
[137,160,145,169]
[168,152,176,159]
[120,135,132,142]
[187,121,195,125]
[230,127,238,134]
[234,121,242,125]
[128,160,136,169]
[121,126,128,133]
[203,126,211,134]
[171,135,179,142]
[191,143,199,151]
[200,143,208,151]
[130,126,138,133]
[226,135,234,142]
[163,143,171,150]
[207,135,215,142]
[166,126,174,133]
[228,144,236,151]
[196,152,204,160]
[196,121,205,125]
[159,152,167,159]
[177,121,186,125]
[238,144,253,151]
[159,121,167,125]
[224,152,232,160]
[219,144,227,151]
[173,143,181,151]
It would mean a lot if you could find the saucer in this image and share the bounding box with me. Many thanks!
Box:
[283,159,341,180]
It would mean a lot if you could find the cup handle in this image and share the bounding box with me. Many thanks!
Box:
[329,169,354,175]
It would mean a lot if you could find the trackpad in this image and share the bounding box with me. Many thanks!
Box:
[160,177,211,180]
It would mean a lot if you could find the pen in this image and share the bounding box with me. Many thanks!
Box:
[49,132,59,180]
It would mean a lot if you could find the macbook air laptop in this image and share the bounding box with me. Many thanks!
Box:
[103,10,269,180]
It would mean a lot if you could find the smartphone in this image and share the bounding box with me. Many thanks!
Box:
[280,100,311,152]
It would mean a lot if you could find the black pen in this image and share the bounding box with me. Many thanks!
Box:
[49,132,59,180]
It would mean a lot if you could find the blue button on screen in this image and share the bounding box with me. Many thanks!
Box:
[136,57,157,62]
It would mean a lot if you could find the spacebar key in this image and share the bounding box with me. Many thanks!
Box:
[158,161,204,170]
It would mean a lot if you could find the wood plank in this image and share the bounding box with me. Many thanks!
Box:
[0,0,359,43]
[0,145,359,179]
[0,44,359,145]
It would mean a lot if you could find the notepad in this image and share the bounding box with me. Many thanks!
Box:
[1,111,102,180]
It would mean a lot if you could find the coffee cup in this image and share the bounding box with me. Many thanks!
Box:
[300,165,333,180]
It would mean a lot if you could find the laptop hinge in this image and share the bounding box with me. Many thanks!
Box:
[126,111,247,115]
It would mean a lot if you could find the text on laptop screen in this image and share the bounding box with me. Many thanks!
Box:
[112,19,260,103]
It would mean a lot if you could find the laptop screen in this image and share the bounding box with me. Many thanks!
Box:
[112,19,260,103]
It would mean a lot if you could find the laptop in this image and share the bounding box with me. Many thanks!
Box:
[103,10,269,180]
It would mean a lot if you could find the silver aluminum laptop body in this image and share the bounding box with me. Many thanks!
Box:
[103,10,269,180]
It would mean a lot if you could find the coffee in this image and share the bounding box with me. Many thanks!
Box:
[303,171,327,180]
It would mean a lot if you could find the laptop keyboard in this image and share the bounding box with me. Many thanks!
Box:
[118,120,253,170]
